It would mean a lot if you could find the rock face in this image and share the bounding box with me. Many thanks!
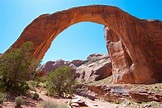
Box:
[75,54,112,81]
[104,20,162,84]
[79,84,162,103]
[39,53,112,81]
[7,5,162,83]
[71,60,84,67]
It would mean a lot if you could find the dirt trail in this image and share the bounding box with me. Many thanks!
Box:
[36,88,124,108]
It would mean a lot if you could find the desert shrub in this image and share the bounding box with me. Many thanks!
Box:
[41,100,57,108]
[0,41,40,93]
[15,96,24,107]
[46,66,76,97]
[32,92,39,100]
[41,100,68,108]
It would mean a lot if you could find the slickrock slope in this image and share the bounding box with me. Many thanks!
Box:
[7,5,162,83]
[39,53,112,82]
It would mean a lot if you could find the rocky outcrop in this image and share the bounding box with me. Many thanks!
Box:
[7,5,162,84]
[39,53,112,81]
[78,84,162,103]
[71,60,84,67]
[75,54,112,81]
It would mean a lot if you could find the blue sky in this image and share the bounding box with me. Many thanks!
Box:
[0,0,162,63]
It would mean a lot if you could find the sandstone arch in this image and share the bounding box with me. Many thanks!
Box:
[8,5,162,84]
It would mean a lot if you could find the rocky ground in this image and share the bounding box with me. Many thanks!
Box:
[1,78,162,108]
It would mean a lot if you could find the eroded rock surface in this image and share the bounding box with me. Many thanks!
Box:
[7,5,162,83]
[75,53,112,81]
[78,84,162,103]
[39,53,112,81]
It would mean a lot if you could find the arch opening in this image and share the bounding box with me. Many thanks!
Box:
[42,22,107,63]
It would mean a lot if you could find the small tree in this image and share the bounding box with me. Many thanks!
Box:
[0,41,40,93]
[46,66,76,97]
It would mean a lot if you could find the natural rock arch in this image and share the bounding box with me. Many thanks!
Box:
[8,5,162,84]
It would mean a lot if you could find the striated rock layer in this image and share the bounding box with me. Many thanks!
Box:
[7,5,162,84]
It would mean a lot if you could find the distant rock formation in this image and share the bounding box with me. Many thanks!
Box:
[71,60,84,67]
[38,59,76,76]
[38,53,112,82]
[7,5,162,84]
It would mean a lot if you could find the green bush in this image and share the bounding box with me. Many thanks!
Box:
[32,92,39,100]
[41,100,68,108]
[0,41,40,93]
[15,96,24,107]
[46,66,76,97]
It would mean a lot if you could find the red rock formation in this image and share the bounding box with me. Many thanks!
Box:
[75,53,112,81]
[38,53,112,81]
[104,19,162,84]
[7,5,162,84]
[71,60,84,67]
[38,59,76,75]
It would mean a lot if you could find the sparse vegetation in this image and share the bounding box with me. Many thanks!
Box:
[46,66,76,97]
[15,96,24,107]
[41,100,68,108]
[41,100,57,108]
